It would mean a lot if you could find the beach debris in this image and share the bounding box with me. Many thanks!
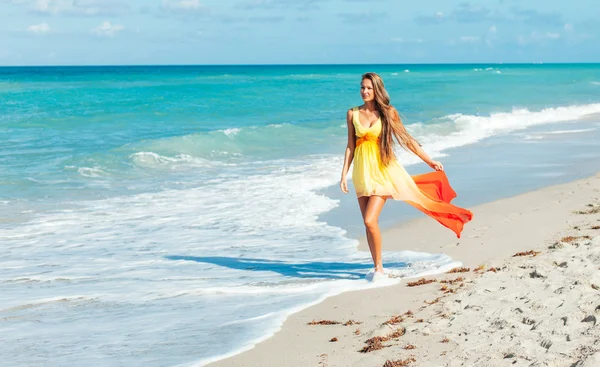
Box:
[473,265,485,272]
[553,261,568,268]
[561,316,568,326]
[404,310,414,318]
[487,267,501,273]
[329,337,338,342]
[440,277,464,284]
[447,267,470,273]
[354,328,361,335]
[491,319,509,330]
[308,320,341,325]
[549,242,565,249]
[503,353,515,359]
[591,226,600,230]
[595,305,600,313]
[513,250,541,257]
[522,317,536,325]
[317,353,328,367]
[383,315,404,326]
[406,278,436,287]
[361,327,407,353]
[415,318,424,323]
[592,284,599,290]
[359,339,388,353]
[576,205,600,215]
[561,235,592,243]
[441,337,450,343]
[404,344,416,350]
[425,297,441,305]
[540,339,553,351]
[343,319,362,326]
[382,357,416,366]
[581,315,597,326]
[529,270,545,279]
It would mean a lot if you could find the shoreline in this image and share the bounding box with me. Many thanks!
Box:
[207,171,600,367]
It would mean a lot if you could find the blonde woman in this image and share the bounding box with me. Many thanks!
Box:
[340,72,473,280]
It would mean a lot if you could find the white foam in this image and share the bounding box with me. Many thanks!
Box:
[544,128,596,134]
[130,151,215,168]
[406,103,600,161]
[77,167,108,178]
[221,128,241,136]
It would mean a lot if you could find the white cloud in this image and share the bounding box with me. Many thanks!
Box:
[489,25,497,33]
[27,22,50,34]
[460,36,480,42]
[564,23,573,32]
[435,11,444,19]
[92,21,124,37]
[8,0,127,16]
[517,31,561,45]
[162,0,203,10]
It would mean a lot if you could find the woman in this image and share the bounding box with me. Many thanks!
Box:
[339,72,473,280]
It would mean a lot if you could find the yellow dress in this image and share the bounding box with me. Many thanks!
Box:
[350,107,473,238]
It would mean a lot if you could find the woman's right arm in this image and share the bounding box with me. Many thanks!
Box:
[340,109,355,193]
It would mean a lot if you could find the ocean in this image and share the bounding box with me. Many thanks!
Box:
[2,64,600,366]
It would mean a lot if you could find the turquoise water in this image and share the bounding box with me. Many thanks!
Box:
[2,64,600,366]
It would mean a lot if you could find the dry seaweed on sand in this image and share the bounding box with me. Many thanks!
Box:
[359,339,389,353]
[447,267,470,273]
[512,250,541,257]
[441,337,450,343]
[361,327,406,353]
[406,278,436,287]
[343,319,362,326]
[575,205,600,215]
[487,267,501,273]
[329,337,338,342]
[440,277,464,284]
[382,357,417,366]
[308,320,341,325]
[404,344,416,350]
[560,235,591,243]
[382,315,404,326]
[424,297,441,305]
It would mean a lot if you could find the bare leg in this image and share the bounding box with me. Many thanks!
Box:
[361,195,387,273]
[357,197,373,257]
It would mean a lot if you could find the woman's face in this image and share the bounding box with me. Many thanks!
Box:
[360,78,375,102]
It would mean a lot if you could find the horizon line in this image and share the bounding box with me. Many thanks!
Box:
[1,61,600,68]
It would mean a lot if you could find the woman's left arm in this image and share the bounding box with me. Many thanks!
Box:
[407,139,443,171]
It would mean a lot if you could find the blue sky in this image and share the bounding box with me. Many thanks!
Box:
[0,0,598,65]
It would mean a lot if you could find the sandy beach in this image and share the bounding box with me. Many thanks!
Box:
[208,172,600,367]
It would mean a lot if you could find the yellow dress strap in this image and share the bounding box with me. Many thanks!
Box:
[351,107,360,129]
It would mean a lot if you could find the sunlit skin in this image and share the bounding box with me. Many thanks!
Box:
[339,78,444,274]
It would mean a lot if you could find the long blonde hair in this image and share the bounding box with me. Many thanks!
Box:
[362,72,414,166]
